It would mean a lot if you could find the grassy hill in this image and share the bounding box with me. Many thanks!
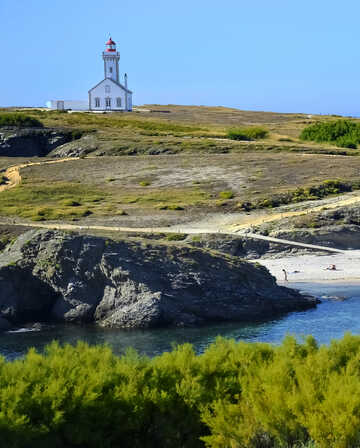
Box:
[1,105,360,226]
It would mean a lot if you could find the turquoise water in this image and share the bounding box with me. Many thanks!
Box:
[1,282,360,361]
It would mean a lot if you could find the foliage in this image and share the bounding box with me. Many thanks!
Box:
[0,113,43,128]
[239,179,354,211]
[165,233,188,241]
[139,180,151,186]
[300,120,360,148]
[4,335,360,446]
[218,190,234,199]
[227,126,269,141]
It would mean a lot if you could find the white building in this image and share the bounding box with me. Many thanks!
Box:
[45,100,88,111]
[46,37,133,112]
[88,37,132,111]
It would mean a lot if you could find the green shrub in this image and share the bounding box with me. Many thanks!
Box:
[158,204,185,210]
[139,180,151,186]
[0,113,43,128]
[300,120,360,148]
[255,179,352,209]
[61,199,81,207]
[4,335,360,447]
[165,233,187,241]
[227,126,269,141]
[218,190,234,199]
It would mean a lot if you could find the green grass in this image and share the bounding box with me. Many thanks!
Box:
[227,126,269,141]
[0,183,107,221]
[3,335,360,447]
[0,112,43,128]
[139,180,151,186]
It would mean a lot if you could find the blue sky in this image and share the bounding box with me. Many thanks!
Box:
[1,0,359,115]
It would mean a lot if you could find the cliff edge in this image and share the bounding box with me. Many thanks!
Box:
[0,230,317,330]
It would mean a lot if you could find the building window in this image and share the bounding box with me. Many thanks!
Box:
[106,97,111,108]
[95,97,100,108]
[116,97,122,107]
[109,67,113,73]
[105,85,110,93]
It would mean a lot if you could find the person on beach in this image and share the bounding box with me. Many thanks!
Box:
[282,269,288,281]
[325,264,337,271]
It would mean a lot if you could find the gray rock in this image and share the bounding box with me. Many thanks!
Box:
[0,128,76,157]
[0,230,317,328]
[48,134,98,158]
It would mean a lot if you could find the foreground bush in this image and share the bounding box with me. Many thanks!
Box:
[300,119,360,148]
[3,335,360,447]
[227,126,269,141]
[0,113,43,128]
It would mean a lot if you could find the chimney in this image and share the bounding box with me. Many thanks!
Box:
[124,73,128,89]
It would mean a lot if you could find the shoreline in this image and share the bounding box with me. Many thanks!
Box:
[254,250,360,284]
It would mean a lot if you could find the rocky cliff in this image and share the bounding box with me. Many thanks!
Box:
[0,128,77,157]
[0,230,316,330]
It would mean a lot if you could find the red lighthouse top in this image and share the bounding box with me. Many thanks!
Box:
[105,37,116,52]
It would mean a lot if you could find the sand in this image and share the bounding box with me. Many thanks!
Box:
[255,250,360,284]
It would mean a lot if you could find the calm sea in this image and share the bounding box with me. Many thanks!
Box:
[1,282,360,361]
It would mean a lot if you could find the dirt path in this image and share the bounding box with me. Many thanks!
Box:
[0,157,81,192]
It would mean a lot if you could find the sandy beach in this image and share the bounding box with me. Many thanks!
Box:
[255,250,360,284]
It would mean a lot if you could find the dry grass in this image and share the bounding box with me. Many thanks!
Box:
[3,105,358,157]
[0,152,355,223]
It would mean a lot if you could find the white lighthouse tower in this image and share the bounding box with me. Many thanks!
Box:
[103,37,120,82]
[88,37,133,111]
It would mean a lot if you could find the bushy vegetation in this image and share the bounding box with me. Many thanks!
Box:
[3,335,360,447]
[0,113,43,128]
[227,126,269,141]
[240,179,354,210]
[300,120,360,148]
[218,190,235,199]
[165,232,188,241]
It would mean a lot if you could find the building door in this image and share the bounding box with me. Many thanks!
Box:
[105,97,111,110]
[56,101,64,110]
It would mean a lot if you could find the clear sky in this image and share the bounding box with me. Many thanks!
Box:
[1,0,360,115]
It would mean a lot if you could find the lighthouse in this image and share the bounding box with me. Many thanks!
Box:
[88,37,133,111]
[103,37,120,82]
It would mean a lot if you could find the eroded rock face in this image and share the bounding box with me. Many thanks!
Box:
[48,135,98,158]
[0,128,75,157]
[0,230,317,329]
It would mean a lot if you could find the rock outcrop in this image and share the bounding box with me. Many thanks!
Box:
[0,230,317,330]
[48,134,98,158]
[252,204,360,250]
[0,128,76,157]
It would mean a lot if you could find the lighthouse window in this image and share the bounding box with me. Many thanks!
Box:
[105,85,110,93]
[106,97,111,108]
[95,97,100,108]
[109,67,113,73]
[116,97,122,107]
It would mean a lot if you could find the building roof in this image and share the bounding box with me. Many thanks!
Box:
[88,77,133,94]
[106,37,116,45]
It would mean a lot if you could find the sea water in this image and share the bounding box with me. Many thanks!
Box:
[1,282,360,361]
